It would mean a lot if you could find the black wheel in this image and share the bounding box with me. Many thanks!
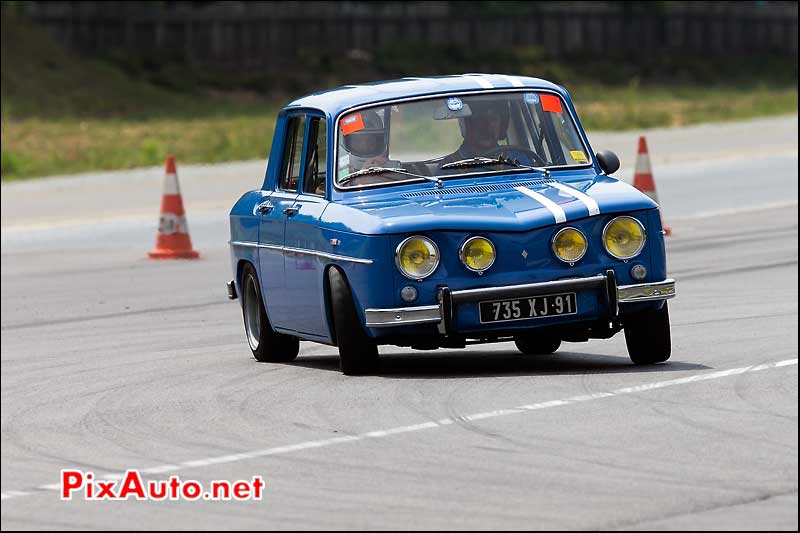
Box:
[240,263,299,363]
[328,267,378,375]
[514,333,561,355]
[624,302,672,365]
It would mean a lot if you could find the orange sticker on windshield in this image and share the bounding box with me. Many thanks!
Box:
[341,113,365,135]
[540,94,563,113]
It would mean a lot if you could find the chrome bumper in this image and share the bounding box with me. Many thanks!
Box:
[364,305,442,327]
[617,279,676,303]
[364,272,675,329]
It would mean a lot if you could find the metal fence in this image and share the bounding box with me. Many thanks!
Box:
[24,1,800,67]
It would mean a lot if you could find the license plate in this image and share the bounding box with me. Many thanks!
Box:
[479,292,577,323]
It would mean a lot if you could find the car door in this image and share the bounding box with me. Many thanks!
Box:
[282,115,330,338]
[258,114,305,330]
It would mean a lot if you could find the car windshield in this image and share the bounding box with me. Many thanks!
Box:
[335,91,590,188]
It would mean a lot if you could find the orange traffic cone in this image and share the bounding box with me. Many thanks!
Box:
[148,155,200,259]
[633,136,671,236]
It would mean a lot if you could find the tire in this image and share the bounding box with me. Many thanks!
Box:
[624,302,671,365]
[514,333,561,355]
[240,263,299,363]
[328,267,378,375]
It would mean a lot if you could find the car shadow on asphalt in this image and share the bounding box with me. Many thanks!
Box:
[285,350,709,379]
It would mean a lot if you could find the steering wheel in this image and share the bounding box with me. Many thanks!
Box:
[485,146,548,167]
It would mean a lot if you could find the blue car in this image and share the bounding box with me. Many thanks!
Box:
[227,74,676,374]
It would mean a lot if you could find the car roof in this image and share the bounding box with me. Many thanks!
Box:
[284,73,566,116]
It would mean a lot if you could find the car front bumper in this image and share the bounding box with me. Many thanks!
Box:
[364,270,675,332]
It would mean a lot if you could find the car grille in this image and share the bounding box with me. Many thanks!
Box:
[402,179,554,198]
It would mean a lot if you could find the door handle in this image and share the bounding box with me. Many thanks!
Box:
[257,201,274,214]
[283,206,300,217]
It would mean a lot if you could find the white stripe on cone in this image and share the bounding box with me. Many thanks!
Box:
[634,152,652,176]
[163,173,181,195]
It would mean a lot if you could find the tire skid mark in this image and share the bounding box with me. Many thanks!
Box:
[601,488,799,531]
[1,300,228,331]
[2,358,797,502]
[672,310,798,328]
[667,227,797,254]
[672,258,798,280]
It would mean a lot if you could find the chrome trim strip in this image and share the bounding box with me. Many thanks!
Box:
[549,182,600,216]
[515,186,567,223]
[450,274,607,304]
[617,279,676,303]
[228,241,373,264]
[282,246,374,264]
[229,240,260,249]
[365,305,442,327]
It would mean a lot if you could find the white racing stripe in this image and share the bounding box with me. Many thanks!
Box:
[1,358,796,502]
[461,74,494,89]
[515,186,567,223]
[496,74,524,87]
[549,182,601,216]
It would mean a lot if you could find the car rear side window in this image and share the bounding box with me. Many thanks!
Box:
[279,115,306,191]
[303,118,327,196]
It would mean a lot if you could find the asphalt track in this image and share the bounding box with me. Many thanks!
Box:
[1,116,798,530]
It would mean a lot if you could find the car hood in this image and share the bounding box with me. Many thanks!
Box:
[322,174,658,235]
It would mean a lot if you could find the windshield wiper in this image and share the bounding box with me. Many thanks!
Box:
[440,155,550,177]
[339,167,443,188]
[439,157,498,169]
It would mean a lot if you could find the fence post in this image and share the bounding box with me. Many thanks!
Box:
[21,7,800,65]
[185,19,194,63]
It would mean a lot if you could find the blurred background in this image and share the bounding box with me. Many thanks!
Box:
[1,0,797,180]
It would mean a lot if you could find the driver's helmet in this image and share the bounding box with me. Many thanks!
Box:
[458,99,510,141]
[343,108,389,168]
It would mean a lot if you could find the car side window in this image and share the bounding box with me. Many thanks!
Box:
[303,118,327,196]
[279,115,306,191]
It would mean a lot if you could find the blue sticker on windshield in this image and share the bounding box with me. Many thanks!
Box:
[525,92,540,105]
[447,97,463,111]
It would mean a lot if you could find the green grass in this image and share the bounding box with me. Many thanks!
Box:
[1,10,279,179]
[2,116,278,178]
[572,82,798,130]
[1,10,797,181]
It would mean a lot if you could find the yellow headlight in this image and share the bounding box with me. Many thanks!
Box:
[460,236,496,272]
[603,216,646,260]
[552,227,588,263]
[396,236,439,279]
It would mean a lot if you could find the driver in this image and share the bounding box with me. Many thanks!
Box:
[343,108,400,171]
[442,99,510,165]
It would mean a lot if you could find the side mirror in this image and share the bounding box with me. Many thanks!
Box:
[595,150,620,175]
